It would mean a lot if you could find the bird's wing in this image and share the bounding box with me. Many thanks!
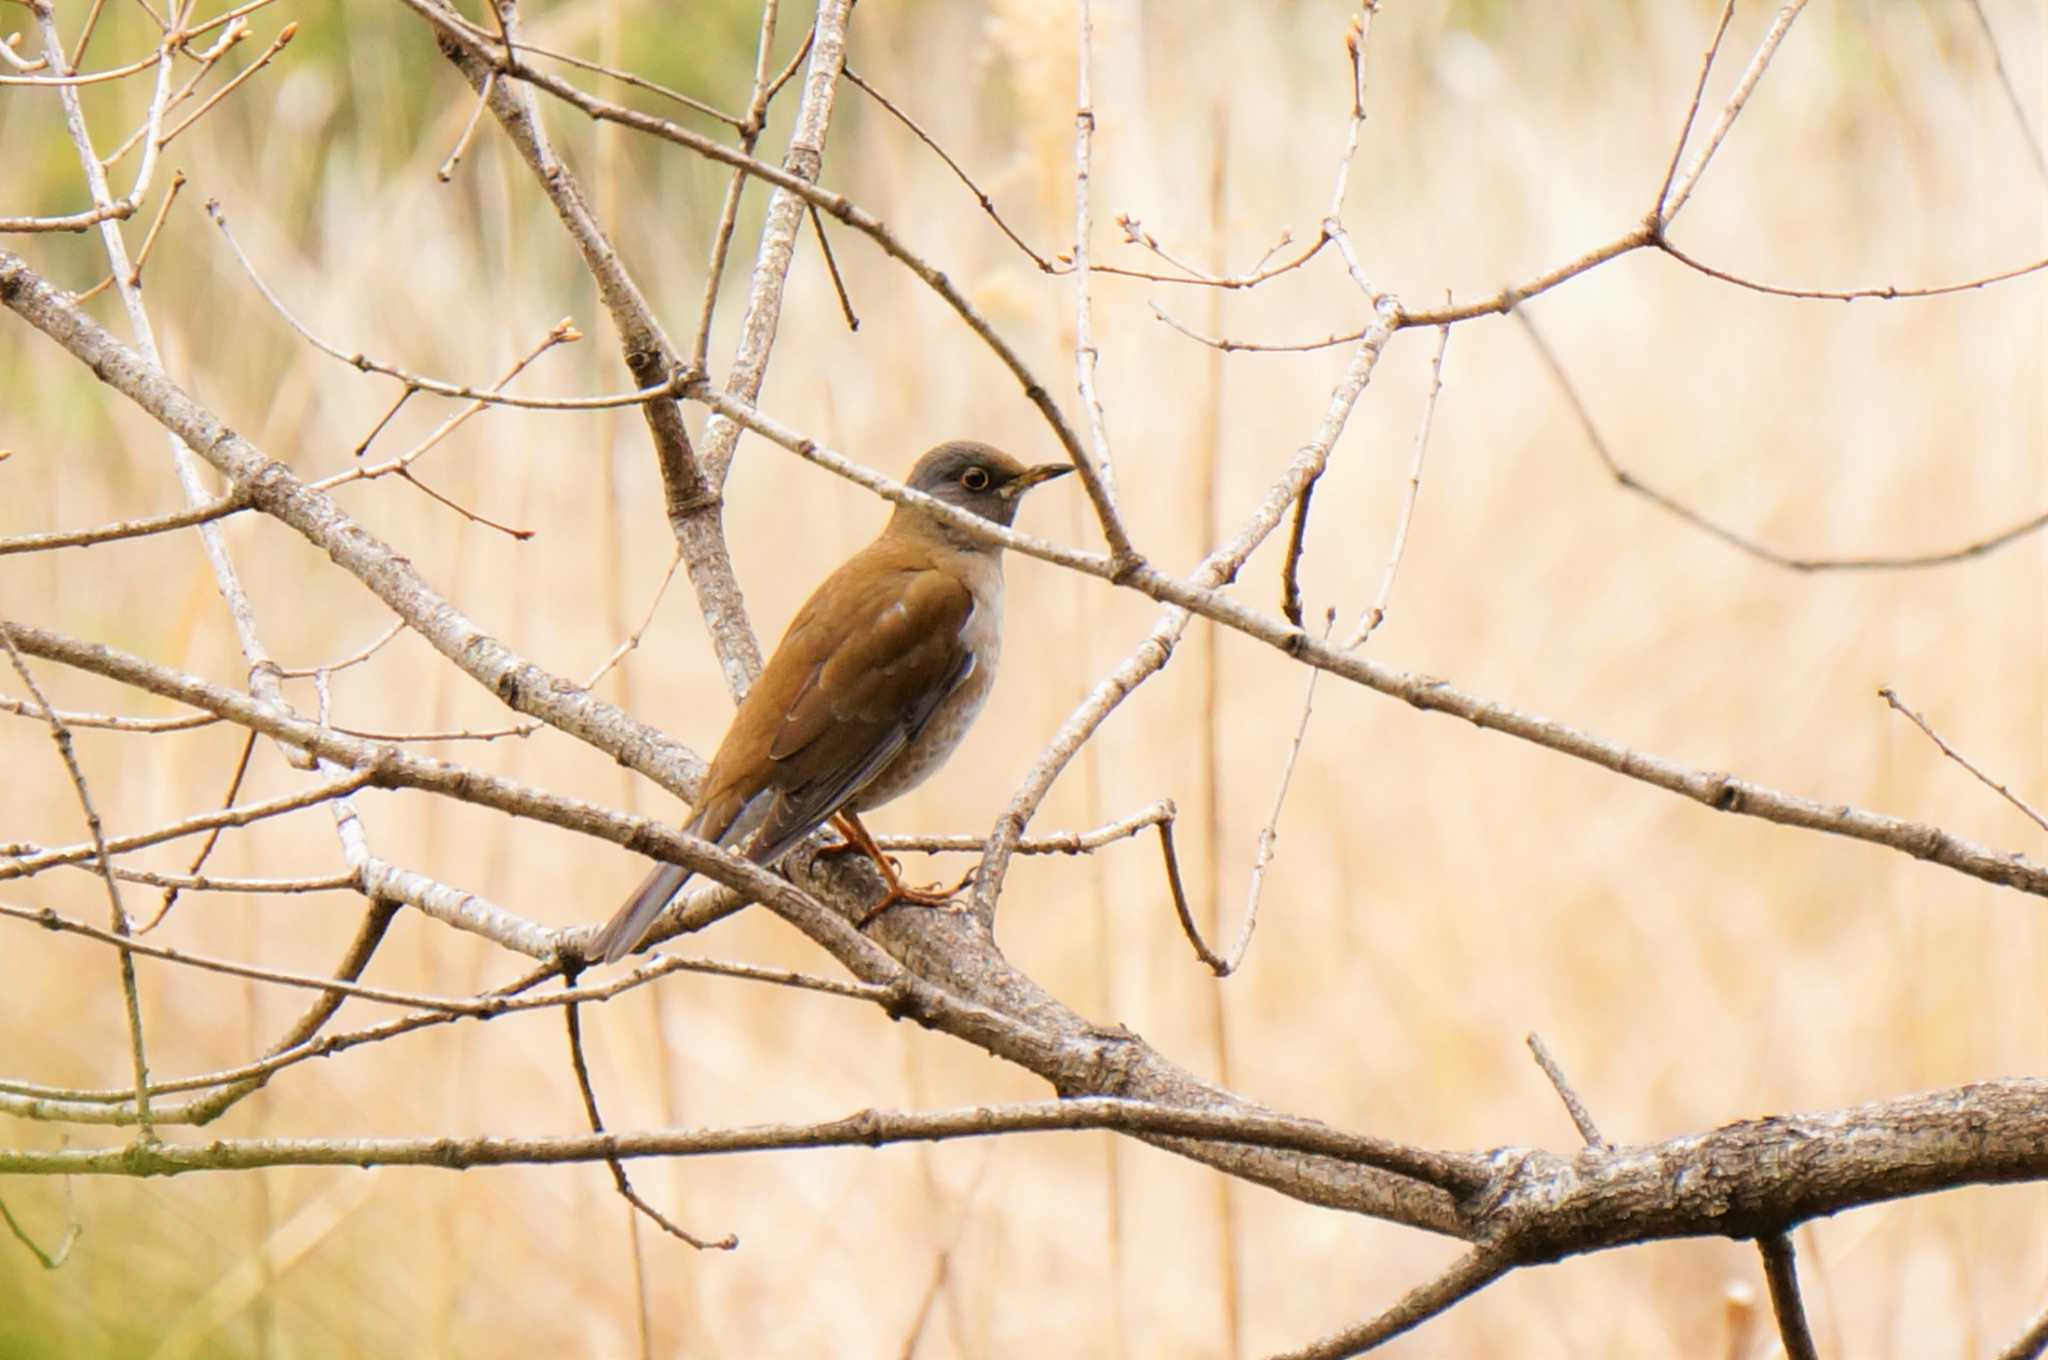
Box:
[723,561,976,868]
[590,557,973,965]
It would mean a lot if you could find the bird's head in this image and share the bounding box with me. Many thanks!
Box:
[903,441,1073,530]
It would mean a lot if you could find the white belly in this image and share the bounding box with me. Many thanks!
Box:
[849,586,1001,811]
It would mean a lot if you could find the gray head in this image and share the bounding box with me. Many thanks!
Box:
[900,440,1073,531]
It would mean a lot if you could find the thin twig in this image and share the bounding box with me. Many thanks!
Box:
[1269,1248,1515,1359]
[499,34,745,130]
[1150,305,1365,355]
[208,207,658,410]
[689,8,799,374]
[1659,238,2048,303]
[395,467,534,539]
[1756,1234,1822,1360]
[64,0,106,69]
[1155,819,1224,973]
[0,898,526,1015]
[1997,1295,2048,1360]
[1279,481,1313,627]
[1651,0,1737,219]
[1070,0,1123,512]
[0,41,159,85]
[72,168,186,301]
[0,487,248,556]
[157,22,297,147]
[1879,688,2048,835]
[579,545,691,690]
[807,202,858,330]
[278,620,407,679]
[1526,1033,1607,1149]
[1659,0,1811,224]
[967,13,1399,913]
[1111,213,1322,290]
[0,1193,79,1269]
[96,19,250,171]
[0,769,378,883]
[1,951,892,1115]
[562,998,737,1251]
[138,725,257,931]
[350,384,417,458]
[1347,312,1450,646]
[843,63,1056,271]
[319,321,583,487]
[435,69,494,181]
[1203,610,1333,976]
[0,621,154,1136]
[692,0,854,492]
[1962,0,2048,186]
[0,695,218,733]
[878,801,1174,856]
[1517,304,2048,572]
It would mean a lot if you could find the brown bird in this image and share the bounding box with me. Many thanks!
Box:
[591,441,1073,964]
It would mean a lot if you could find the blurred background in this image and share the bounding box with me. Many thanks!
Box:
[3,0,2045,1355]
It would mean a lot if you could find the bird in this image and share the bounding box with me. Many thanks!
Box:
[590,441,1073,964]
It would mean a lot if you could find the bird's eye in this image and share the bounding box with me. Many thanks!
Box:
[961,467,992,492]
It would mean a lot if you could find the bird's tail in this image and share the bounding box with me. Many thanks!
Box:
[590,861,691,965]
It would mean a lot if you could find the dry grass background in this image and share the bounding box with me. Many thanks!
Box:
[3,0,2046,1355]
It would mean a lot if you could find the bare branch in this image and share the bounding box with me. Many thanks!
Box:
[400,0,1115,563]
[0,251,710,801]
[426,0,764,693]
[14,252,2048,920]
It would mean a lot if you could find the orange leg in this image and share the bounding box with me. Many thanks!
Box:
[825,812,973,926]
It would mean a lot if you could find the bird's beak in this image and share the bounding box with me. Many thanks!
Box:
[1002,463,1075,498]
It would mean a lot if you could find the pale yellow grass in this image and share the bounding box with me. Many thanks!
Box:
[2,0,2045,1356]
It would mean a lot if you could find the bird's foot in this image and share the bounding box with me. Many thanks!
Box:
[855,869,978,928]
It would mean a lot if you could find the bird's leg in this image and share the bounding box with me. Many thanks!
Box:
[823,812,968,926]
